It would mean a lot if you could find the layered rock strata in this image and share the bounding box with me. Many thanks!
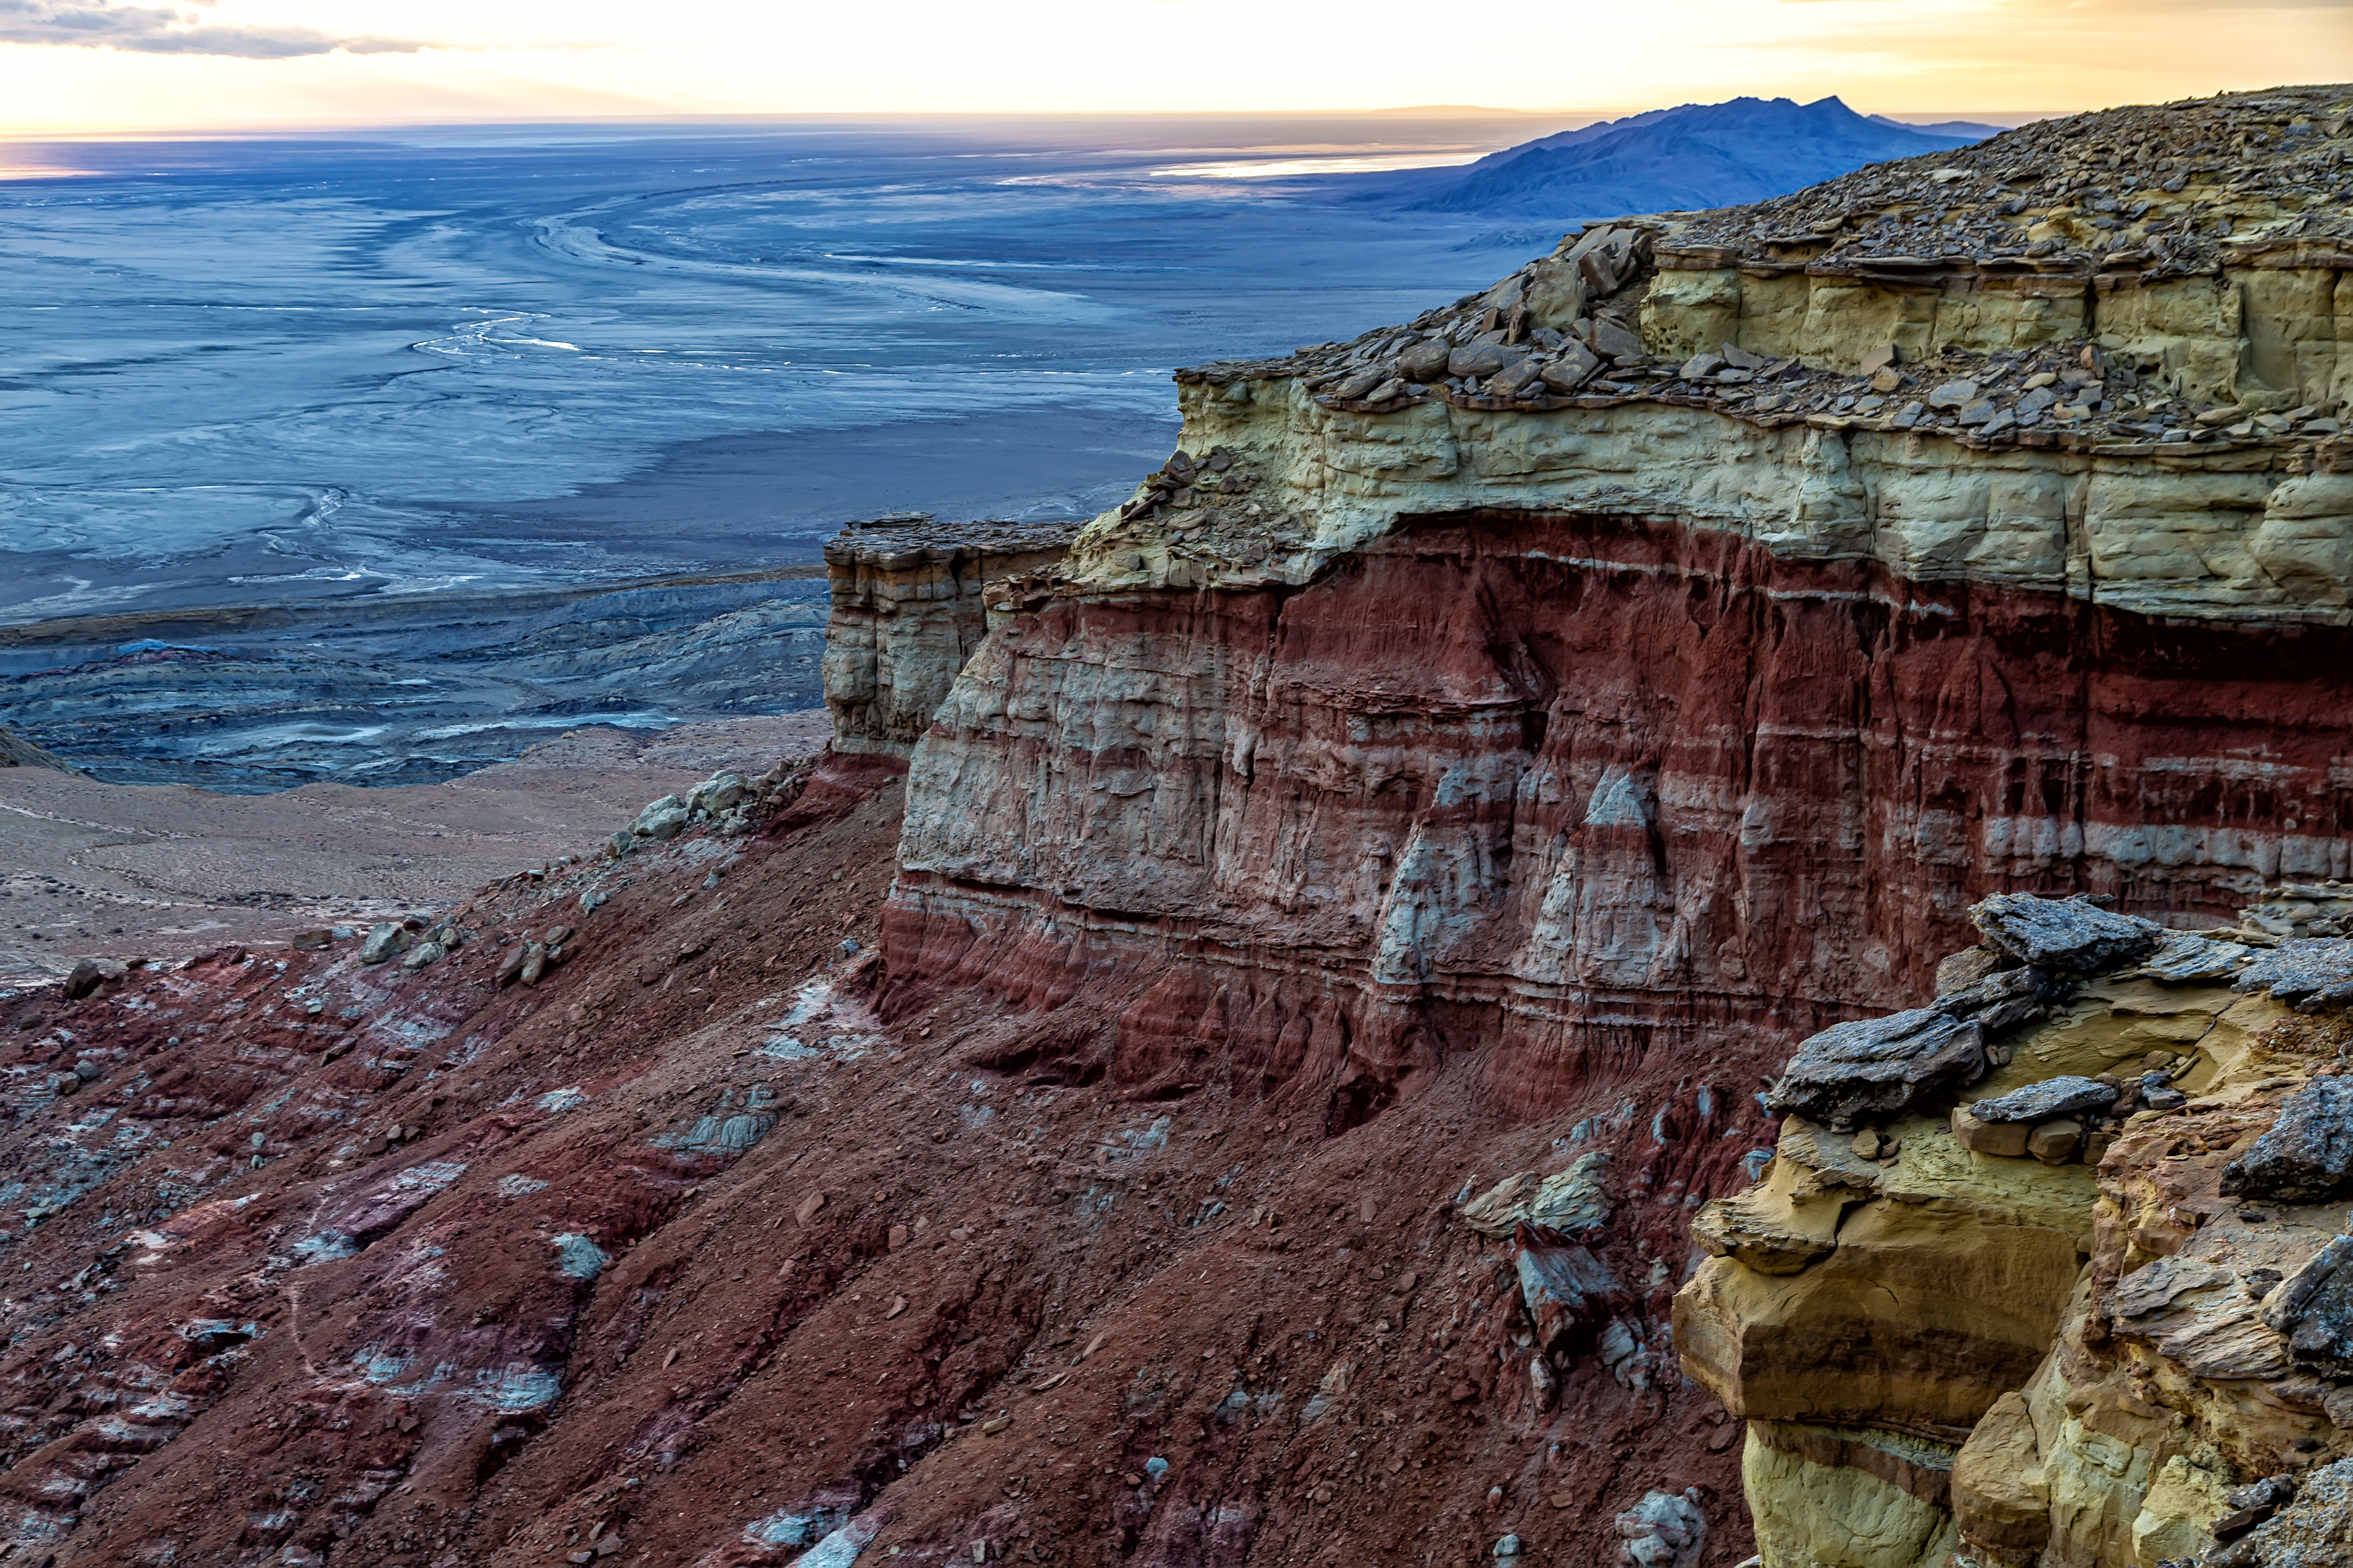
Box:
[822,515,1078,757]
[885,90,2353,1120]
[1676,889,2353,1568]
[869,89,2353,1565]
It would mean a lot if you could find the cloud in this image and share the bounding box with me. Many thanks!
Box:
[0,0,431,58]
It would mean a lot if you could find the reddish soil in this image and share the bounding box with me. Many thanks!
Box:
[0,755,1751,1568]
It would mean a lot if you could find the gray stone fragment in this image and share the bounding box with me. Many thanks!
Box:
[1513,1226,1620,1354]
[1397,339,1451,382]
[1539,344,1601,391]
[399,940,445,972]
[2257,1235,2353,1376]
[2204,1454,2353,1567]
[358,923,404,966]
[688,771,750,819]
[2140,931,2254,983]
[2234,939,2353,1008]
[1970,892,2161,975]
[1968,1074,2121,1124]
[1933,965,2067,1030]
[1487,359,1544,397]
[1585,317,1644,362]
[1448,343,1522,380]
[1927,378,1981,409]
[2223,1076,2353,1202]
[632,796,690,841]
[1764,1009,1986,1131]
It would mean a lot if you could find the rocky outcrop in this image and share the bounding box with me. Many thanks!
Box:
[0,722,83,775]
[865,86,2353,1567]
[887,91,2353,1149]
[822,514,1078,757]
[1677,889,2353,1568]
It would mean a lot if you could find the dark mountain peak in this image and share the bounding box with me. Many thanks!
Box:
[1357,92,1989,223]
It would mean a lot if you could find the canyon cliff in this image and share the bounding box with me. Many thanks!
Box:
[0,82,2350,1568]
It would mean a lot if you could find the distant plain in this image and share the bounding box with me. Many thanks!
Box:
[0,114,1553,786]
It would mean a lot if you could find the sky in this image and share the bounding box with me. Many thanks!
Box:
[0,0,2346,134]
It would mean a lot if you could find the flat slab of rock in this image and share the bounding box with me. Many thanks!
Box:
[1970,893,2161,975]
[2139,930,2254,983]
[1968,1075,2120,1124]
[2223,1076,2353,1203]
[2234,938,2353,1009]
[1764,1008,1985,1131]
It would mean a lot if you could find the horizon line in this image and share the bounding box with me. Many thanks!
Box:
[0,101,2073,144]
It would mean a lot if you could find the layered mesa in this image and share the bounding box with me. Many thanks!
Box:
[885,509,2353,1127]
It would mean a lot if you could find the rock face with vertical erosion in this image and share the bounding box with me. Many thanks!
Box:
[885,90,2353,1137]
[820,513,1077,757]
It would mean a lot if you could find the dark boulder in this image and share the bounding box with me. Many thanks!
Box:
[2223,1077,2353,1203]
[1968,1075,2122,1124]
[1764,1008,1985,1131]
[1969,892,2161,975]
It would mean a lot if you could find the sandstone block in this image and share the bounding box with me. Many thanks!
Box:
[1585,317,1644,361]
[2130,1453,2234,1566]
[1487,359,1542,397]
[1859,343,1897,376]
[2026,1119,2083,1164]
[1929,378,1981,409]
[1952,1105,2030,1157]
[1952,1390,2050,1558]
[632,796,689,840]
[1691,1189,1838,1275]
[2222,1075,2353,1202]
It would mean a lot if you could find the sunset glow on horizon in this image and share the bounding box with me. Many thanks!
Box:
[1,0,2347,138]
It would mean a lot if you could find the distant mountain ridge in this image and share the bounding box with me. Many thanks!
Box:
[1338,95,1994,223]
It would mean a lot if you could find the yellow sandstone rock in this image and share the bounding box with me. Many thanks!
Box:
[1678,922,2353,1568]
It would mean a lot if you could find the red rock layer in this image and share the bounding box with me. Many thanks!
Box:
[886,509,2353,1131]
[0,770,1753,1568]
